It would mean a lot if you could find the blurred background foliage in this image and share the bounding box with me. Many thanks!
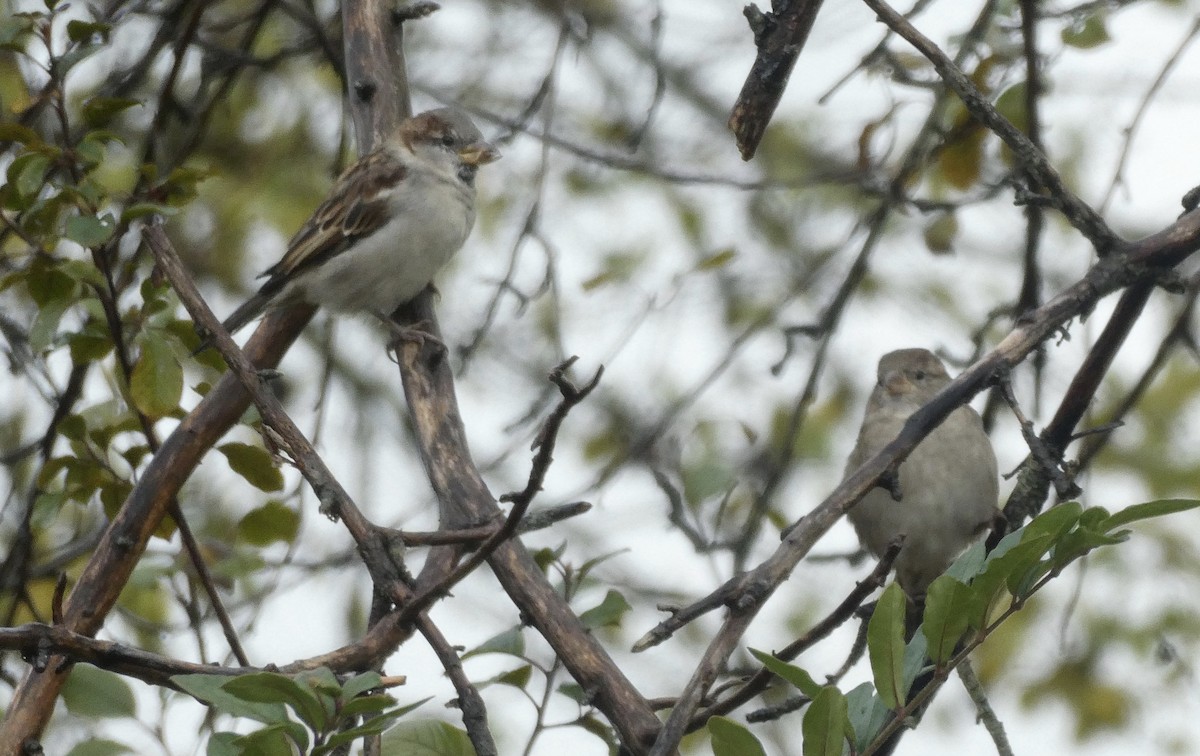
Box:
[2,0,1200,753]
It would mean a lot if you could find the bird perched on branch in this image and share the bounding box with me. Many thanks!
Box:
[216,107,500,341]
[845,348,999,596]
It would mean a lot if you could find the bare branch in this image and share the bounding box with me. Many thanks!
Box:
[728,0,827,160]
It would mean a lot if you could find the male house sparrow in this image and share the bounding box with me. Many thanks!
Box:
[845,348,999,596]
[218,107,500,338]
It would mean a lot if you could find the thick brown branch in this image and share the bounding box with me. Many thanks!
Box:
[392,295,662,753]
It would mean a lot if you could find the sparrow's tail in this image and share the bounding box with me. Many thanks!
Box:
[194,292,272,354]
[221,292,272,337]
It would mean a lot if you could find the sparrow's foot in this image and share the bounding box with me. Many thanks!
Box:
[880,468,903,501]
[377,314,447,362]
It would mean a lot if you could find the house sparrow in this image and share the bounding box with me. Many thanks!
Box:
[217,107,500,339]
[845,348,999,596]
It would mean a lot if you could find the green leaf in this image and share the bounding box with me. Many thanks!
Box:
[1062,13,1111,49]
[218,442,285,492]
[802,686,849,756]
[682,459,735,506]
[82,96,141,128]
[68,328,114,362]
[99,479,133,519]
[341,671,384,700]
[556,682,586,704]
[934,122,985,190]
[65,212,117,247]
[923,212,958,255]
[900,631,928,696]
[1004,504,1089,595]
[581,252,642,292]
[846,682,889,752]
[29,295,71,352]
[994,82,1029,135]
[66,19,112,42]
[579,589,631,629]
[696,248,736,271]
[25,260,76,306]
[576,548,626,582]
[238,500,299,545]
[531,545,560,572]
[62,665,136,718]
[379,719,475,755]
[224,672,329,733]
[494,665,532,690]
[1023,501,1082,544]
[57,258,107,288]
[130,332,183,418]
[382,696,433,719]
[944,539,988,583]
[867,583,908,709]
[709,716,767,756]
[1051,519,1127,569]
[76,131,118,167]
[321,706,411,752]
[748,648,822,697]
[574,713,617,747]
[922,575,971,665]
[332,696,431,747]
[0,122,40,145]
[297,666,342,698]
[462,626,525,660]
[122,202,178,222]
[158,163,214,205]
[966,534,1052,628]
[1100,498,1200,531]
[172,673,288,725]
[66,738,133,756]
[231,724,299,756]
[10,151,51,202]
[205,732,240,756]
[140,276,175,317]
[339,695,395,719]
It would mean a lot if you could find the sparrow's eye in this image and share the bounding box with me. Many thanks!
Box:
[913,370,927,381]
[440,134,456,148]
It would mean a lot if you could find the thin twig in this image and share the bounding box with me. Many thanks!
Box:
[418,617,497,756]
[860,0,1117,255]
[686,541,900,728]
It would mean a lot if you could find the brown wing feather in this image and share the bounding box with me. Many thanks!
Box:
[258,148,408,290]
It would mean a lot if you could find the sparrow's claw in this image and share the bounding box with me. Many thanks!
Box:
[389,325,446,354]
[880,468,903,502]
[377,314,447,362]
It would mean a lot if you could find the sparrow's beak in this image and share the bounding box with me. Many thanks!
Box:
[458,140,501,167]
[882,370,911,398]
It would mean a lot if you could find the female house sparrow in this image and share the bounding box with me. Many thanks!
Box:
[845,349,999,596]
[218,107,500,338]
